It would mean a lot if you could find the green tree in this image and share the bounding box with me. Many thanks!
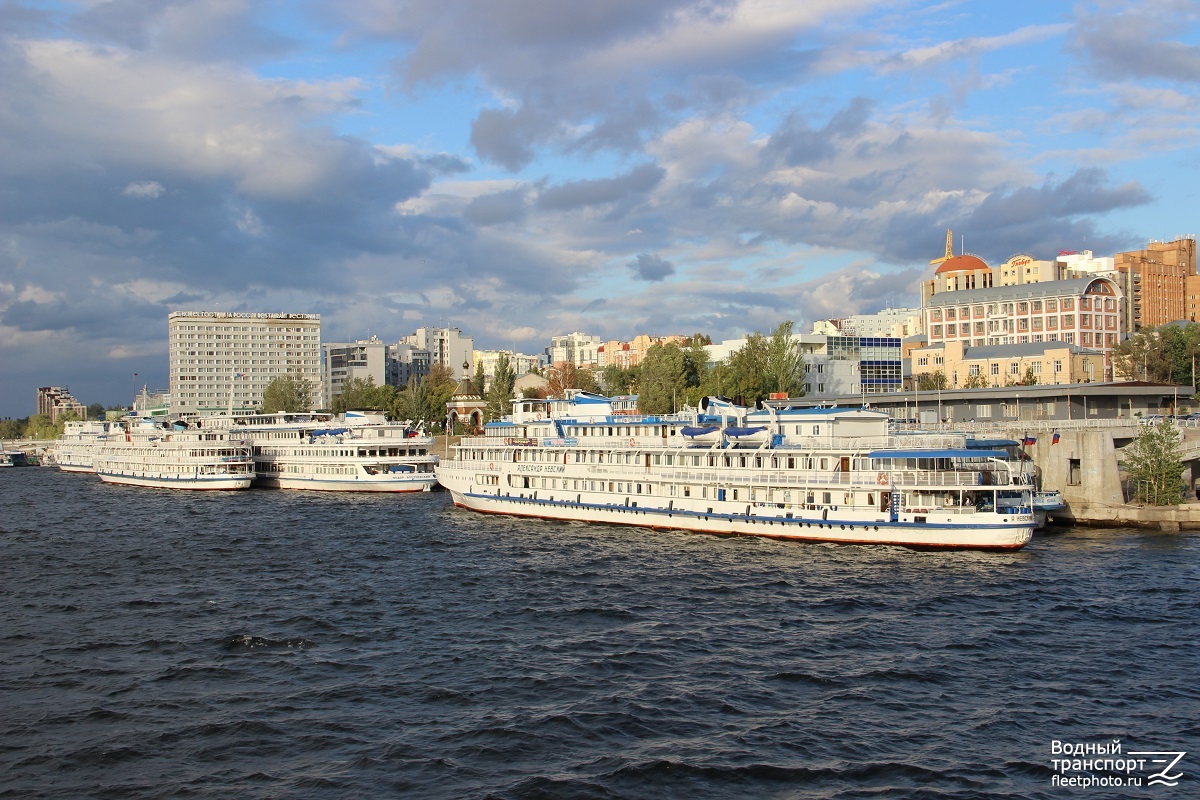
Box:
[334,376,376,414]
[87,402,105,420]
[764,320,805,398]
[1018,366,1038,386]
[599,364,637,395]
[485,353,516,421]
[963,373,989,389]
[391,364,458,428]
[1112,327,1175,383]
[917,370,948,391]
[0,417,28,439]
[1121,418,1185,505]
[638,343,687,414]
[25,413,60,439]
[261,373,314,413]
[473,361,487,396]
[701,321,804,405]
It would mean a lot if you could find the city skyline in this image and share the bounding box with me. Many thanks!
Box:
[2,1,1199,417]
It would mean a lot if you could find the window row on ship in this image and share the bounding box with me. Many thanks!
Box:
[254,446,425,457]
[488,423,838,437]
[479,471,899,510]
[465,446,891,471]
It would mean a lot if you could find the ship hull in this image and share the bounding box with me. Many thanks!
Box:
[255,474,437,492]
[444,488,1032,551]
[96,471,252,490]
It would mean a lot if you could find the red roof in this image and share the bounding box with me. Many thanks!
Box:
[934,254,988,274]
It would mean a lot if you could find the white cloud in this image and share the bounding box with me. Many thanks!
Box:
[122,180,165,198]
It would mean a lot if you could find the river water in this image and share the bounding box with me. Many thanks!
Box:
[1,468,1197,799]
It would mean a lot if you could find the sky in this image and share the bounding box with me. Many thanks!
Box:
[2,0,1199,417]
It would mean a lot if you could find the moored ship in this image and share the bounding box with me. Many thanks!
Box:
[54,419,118,473]
[93,419,254,490]
[435,392,1035,550]
[200,411,438,492]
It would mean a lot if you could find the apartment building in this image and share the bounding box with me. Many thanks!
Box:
[36,386,87,422]
[403,326,473,380]
[1113,237,1197,331]
[546,332,601,368]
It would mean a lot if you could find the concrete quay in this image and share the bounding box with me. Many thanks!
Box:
[970,421,1200,531]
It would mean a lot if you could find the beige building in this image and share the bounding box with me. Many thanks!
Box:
[1113,237,1197,331]
[911,341,1107,388]
[168,311,322,416]
[36,386,87,422]
[597,334,687,369]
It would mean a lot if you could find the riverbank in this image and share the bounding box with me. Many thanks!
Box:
[1060,499,1200,531]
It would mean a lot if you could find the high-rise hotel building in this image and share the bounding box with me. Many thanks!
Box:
[168,311,322,416]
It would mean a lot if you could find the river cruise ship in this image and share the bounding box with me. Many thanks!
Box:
[93,419,254,490]
[435,393,1036,550]
[199,411,438,492]
[54,420,119,473]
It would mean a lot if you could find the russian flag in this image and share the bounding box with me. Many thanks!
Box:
[1022,436,1037,446]
[1052,432,1060,445]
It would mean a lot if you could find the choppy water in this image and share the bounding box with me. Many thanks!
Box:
[1,467,1197,799]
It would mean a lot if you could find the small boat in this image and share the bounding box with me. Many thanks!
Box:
[680,425,722,445]
[1032,490,1066,528]
[723,425,770,446]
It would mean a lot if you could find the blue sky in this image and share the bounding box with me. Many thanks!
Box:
[2,0,1199,417]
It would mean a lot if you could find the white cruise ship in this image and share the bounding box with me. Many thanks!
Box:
[93,419,254,490]
[200,411,439,492]
[435,392,1036,551]
[54,420,119,473]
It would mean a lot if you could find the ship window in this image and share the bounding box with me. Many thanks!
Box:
[822,492,831,504]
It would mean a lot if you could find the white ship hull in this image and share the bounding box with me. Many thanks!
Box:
[441,484,1031,550]
[96,470,252,490]
[255,473,436,492]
